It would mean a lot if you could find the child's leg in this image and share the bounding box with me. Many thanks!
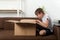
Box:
[45,29,52,36]
[36,24,52,36]
[39,29,52,36]
[36,24,45,36]
[39,30,46,35]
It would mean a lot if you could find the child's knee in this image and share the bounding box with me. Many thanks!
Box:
[39,30,46,35]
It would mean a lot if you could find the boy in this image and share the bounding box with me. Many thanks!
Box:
[35,8,53,36]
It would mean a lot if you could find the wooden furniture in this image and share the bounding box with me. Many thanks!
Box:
[0,9,23,17]
[0,17,57,40]
[54,24,60,40]
[0,10,22,13]
[0,10,17,13]
[6,19,36,36]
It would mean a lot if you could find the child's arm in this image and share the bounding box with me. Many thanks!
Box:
[36,19,49,28]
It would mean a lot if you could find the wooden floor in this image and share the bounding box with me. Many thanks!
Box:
[0,30,56,40]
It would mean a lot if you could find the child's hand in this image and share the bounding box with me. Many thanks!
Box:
[36,20,41,23]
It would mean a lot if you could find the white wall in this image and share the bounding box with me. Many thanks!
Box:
[24,0,60,21]
[0,0,19,9]
[0,0,60,21]
[0,0,20,17]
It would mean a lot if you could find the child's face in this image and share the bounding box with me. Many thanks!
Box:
[36,13,44,19]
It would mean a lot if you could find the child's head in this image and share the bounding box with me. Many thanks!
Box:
[35,8,45,19]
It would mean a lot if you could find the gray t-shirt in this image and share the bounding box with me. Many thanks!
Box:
[42,14,53,32]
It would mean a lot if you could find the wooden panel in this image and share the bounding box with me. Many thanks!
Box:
[14,23,36,36]
[0,18,4,29]
[0,10,17,13]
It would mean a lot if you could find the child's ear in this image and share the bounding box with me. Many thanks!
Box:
[47,18,49,21]
[47,18,48,20]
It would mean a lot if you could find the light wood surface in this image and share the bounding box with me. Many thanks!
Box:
[14,23,36,36]
[6,19,36,36]
[0,10,22,13]
[6,20,20,23]
[0,10,17,13]
[6,19,36,24]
